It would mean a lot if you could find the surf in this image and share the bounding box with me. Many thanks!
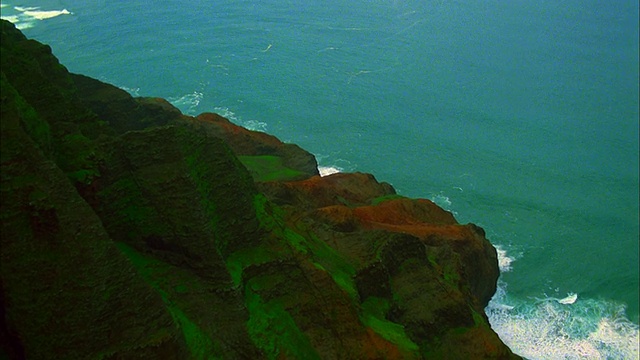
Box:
[488,247,639,359]
[1,4,72,30]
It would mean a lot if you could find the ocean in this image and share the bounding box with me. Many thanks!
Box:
[2,0,638,358]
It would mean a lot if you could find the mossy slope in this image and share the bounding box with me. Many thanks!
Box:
[0,40,188,359]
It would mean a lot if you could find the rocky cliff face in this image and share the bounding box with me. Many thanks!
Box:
[0,20,520,359]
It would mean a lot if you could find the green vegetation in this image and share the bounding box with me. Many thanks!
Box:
[229,194,362,356]
[427,252,461,288]
[55,132,100,184]
[442,263,461,287]
[428,253,438,267]
[370,194,406,205]
[178,126,258,257]
[360,296,419,353]
[12,87,52,153]
[245,280,321,360]
[253,194,358,298]
[223,194,283,286]
[239,155,306,182]
[165,305,222,360]
[66,168,99,184]
[180,131,223,251]
[226,245,275,287]
[305,233,357,299]
[98,177,168,238]
[470,306,489,328]
[114,242,222,359]
[253,193,280,230]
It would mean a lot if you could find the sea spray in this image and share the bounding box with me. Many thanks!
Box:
[318,166,342,177]
[213,107,268,133]
[168,91,203,116]
[488,247,640,359]
[1,5,72,30]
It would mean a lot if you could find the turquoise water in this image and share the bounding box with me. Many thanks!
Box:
[3,1,638,358]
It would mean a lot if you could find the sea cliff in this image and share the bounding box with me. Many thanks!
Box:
[0,20,520,359]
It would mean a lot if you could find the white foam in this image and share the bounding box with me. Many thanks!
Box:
[3,5,72,29]
[558,293,578,305]
[587,316,640,358]
[14,6,39,12]
[23,9,71,20]
[495,246,514,273]
[532,292,579,305]
[168,91,203,115]
[1,14,19,23]
[213,107,240,122]
[15,21,33,30]
[243,119,268,132]
[118,86,141,97]
[488,294,639,359]
[15,6,72,20]
[212,107,267,132]
[488,243,638,358]
[430,192,452,210]
[318,166,342,177]
[314,155,355,175]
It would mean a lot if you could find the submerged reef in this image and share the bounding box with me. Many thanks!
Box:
[0,20,520,359]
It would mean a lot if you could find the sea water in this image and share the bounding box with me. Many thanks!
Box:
[2,1,638,358]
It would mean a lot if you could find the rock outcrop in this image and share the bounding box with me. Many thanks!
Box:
[0,20,520,359]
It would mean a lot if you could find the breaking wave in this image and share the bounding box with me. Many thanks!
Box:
[315,154,356,177]
[428,192,460,217]
[213,107,268,132]
[318,166,342,177]
[495,245,514,273]
[168,91,203,116]
[118,86,141,97]
[487,247,639,359]
[1,4,72,30]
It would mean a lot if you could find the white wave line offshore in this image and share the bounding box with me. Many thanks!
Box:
[346,64,398,84]
[533,292,579,305]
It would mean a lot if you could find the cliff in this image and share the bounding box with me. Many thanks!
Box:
[0,20,520,359]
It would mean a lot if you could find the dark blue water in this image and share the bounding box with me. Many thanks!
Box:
[3,0,638,357]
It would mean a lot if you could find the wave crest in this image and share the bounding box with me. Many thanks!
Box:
[168,91,203,115]
[488,294,639,359]
[318,166,342,177]
[213,107,267,132]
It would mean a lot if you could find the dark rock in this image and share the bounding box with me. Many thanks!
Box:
[0,66,189,359]
[71,73,185,133]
